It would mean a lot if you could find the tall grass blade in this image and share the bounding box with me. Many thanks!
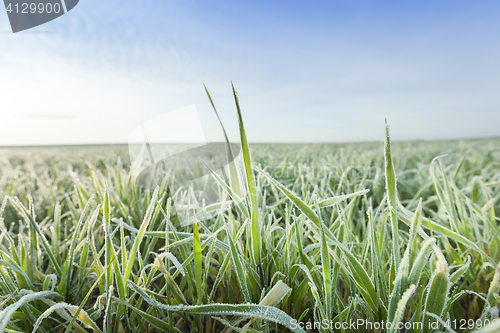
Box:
[204,84,242,198]
[233,83,260,266]
[384,120,400,279]
[123,186,159,284]
[193,221,203,305]
[226,225,252,303]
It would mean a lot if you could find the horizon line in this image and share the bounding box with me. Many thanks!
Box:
[1,136,499,149]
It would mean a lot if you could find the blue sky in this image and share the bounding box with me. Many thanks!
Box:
[1,0,500,145]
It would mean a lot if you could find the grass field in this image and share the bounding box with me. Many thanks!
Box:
[0,95,499,332]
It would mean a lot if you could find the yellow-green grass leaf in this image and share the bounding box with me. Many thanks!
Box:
[193,221,203,305]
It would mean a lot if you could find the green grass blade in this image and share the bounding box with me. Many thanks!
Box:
[226,224,252,303]
[388,198,422,322]
[0,290,62,332]
[123,186,159,284]
[233,83,260,266]
[59,202,95,300]
[387,284,416,333]
[32,301,102,333]
[423,254,450,333]
[204,84,242,198]
[102,186,114,297]
[111,297,181,333]
[311,189,369,209]
[129,282,306,333]
[255,166,379,314]
[319,209,332,316]
[395,201,493,263]
[203,161,249,218]
[409,238,436,285]
[63,251,118,333]
[7,197,62,276]
[384,120,400,277]
[450,255,471,284]
[254,166,320,227]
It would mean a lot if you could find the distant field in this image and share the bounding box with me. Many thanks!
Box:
[0,137,499,332]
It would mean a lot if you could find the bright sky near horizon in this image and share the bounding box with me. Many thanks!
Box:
[1,0,500,145]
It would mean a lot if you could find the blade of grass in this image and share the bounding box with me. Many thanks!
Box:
[7,197,62,276]
[204,84,242,198]
[226,224,252,303]
[123,186,159,284]
[233,83,260,267]
[0,290,62,332]
[254,165,380,315]
[193,221,203,305]
[129,281,306,333]
[384,120,400,282]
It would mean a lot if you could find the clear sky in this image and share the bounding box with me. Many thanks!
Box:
[1,0,500,145]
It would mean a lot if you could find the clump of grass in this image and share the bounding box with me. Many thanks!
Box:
[0,86,499,332]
